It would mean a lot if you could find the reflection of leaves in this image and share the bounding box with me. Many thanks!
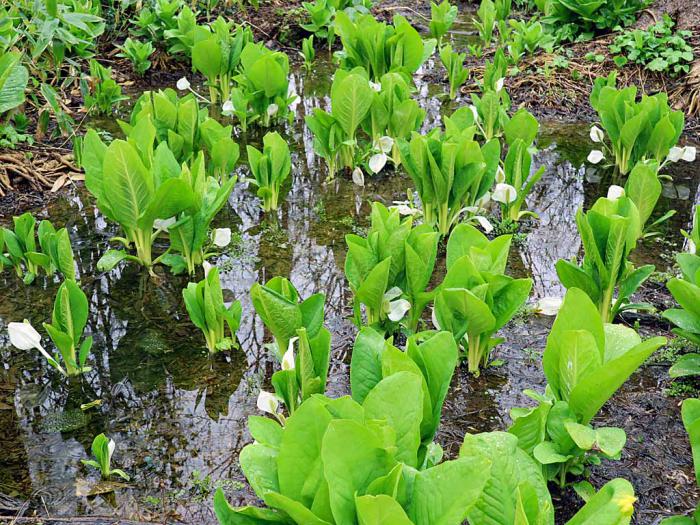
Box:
[193,352,247,420]
[75,477,128,497]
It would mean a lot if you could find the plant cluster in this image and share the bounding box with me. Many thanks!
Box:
[587,74,689,176]
[306,68,423,179]
[334,13,436,81]
[215,294,641,524]
[1,213,76,284]
[535,0,646,42]
[610,15,694,77]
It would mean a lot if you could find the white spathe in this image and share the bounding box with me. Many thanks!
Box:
[267,103,279,117]
[682,146,697,162]
[535,296,563,316]
[369,81,381,92]
[589,126,604,143]
[282,338,297,371]
[176,77,190,91]
[469,104,479,122]
[352,167,365,186]
[369,153,387,174]
[256,390,279,415]
[492,183,517,204]
[587,150,604,164]
[474,215,494,233]
[607,185,625,200]
[495,77,504,92]
[8,321,42,350]
[495,166,506,184]
[212,228,232,247]
[107,439,116,462]
[222,100,235,116]
[377,136,394,154]
[203,260,213,277]
[382,287,411,322]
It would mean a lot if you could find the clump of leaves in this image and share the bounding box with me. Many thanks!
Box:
[536,0,646,43]
[434,224,532,374]
[0,212,76,284]
[587,73,688,176]
[610,15,694,77]
[81,59,128,115]
[246,131,291,212]
[429,0,458,46]
[509,288,665,486]
[183,266,242,352]
[117,38,155,76]
[0,50,29,148]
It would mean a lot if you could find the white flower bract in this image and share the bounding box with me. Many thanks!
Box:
[492,183,517,204]
[368,153,387,174]
[587,150,604,164]
[352,167,365,187]
[589,126,604,143]
[256,390,279,415]
[212,228,232,248]
[176,77,190,91]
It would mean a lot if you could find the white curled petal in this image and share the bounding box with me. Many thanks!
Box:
[535,296,563,316]
[495,166,506,184]
[8,321,42,350]
[492,183,517,204]
[256,390,279,415]
[384,287,403,301]
[368,153,387,174]
[387,299,411,322]
[587,150,604,164]
[369,81,381,92]
[476,192,491,208]
[176,77,190,91]
[202,260,213,277]
[495,77,504,92]
[469,104,479,122]
[267,103,279,117]
[212,228,232,247]
[378,136,394,154]
[607,185,625,200]
[281,339,296,371]
[222,100,235,116]
[589,126,604,143]
[431,308,441,330]
[667,146,683,162]
[681,146,696,162]
[474,215,494,233]
[107,439,116,462]
[352,167,365,187]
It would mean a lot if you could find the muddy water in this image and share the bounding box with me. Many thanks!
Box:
[1,43,700,525]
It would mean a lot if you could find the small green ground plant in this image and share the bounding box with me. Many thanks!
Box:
[82,434,130,480]
[610,15,694,77]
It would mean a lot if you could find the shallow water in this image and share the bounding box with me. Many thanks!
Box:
[1,38,700,525]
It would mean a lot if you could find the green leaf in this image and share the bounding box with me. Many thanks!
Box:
[669,354,700,378]
[682,398,700,486]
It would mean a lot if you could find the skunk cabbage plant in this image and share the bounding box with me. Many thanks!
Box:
[183,266,242,352]
[434,224,532,374]
[509,288,665,486]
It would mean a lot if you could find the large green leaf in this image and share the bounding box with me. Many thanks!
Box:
[0,51,28,114]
